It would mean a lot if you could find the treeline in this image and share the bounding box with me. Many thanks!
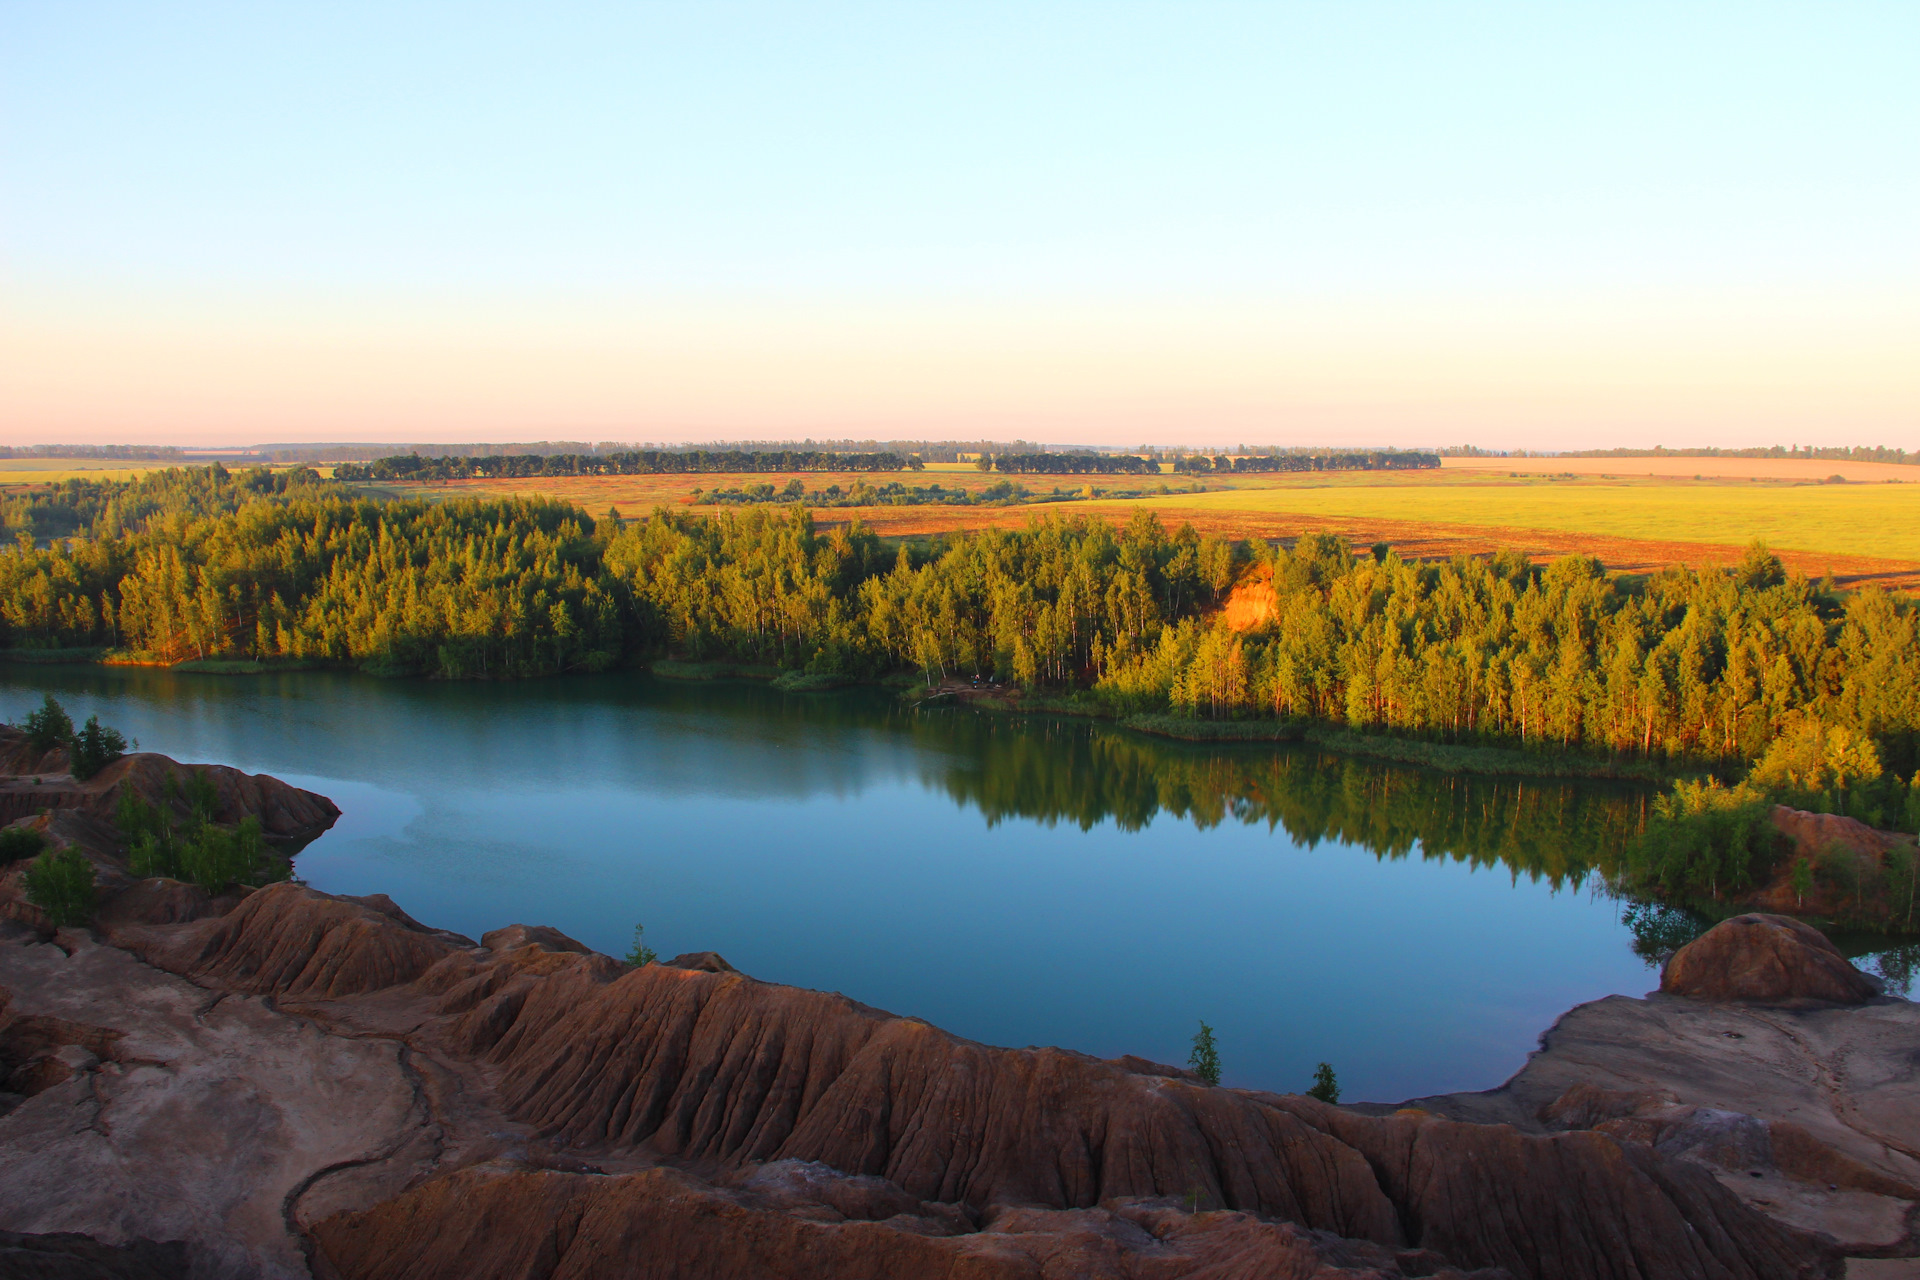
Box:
[2,465,327,542]
[980,453,1160,475]
[335,450,922,482]
[699,480,1033,508]
[1173,450,1439,474]
[0,445,189,460]
[4,468,1920,781]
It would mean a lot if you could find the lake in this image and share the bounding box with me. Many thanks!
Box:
[0,664,1743,1102]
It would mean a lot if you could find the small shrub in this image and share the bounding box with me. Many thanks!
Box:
[1790,858,1816,909]
[0,825,47,865]
[68,715,128,781]
[23,846,95,927]
[177,816,263,892]
[1307,1062,1340,1104]
[22,695,72,753]
[1626,778,1779,899]
[1188,1021,1221,1086]
[624,922,658,967]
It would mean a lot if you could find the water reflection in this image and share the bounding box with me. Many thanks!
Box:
[0,663,1674,1100]
[923,713,1650,889]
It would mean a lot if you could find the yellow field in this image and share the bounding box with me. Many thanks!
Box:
[1440,456,1919,483]
[1096,473,1919,563]
[0,460,320,486]
[0,462,168,483]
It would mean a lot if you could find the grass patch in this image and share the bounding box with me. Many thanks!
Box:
[1123,714,1304,742]
[1298,726,1680,780]
[651,659,784,682]
[770,671,856,692]
[173,658,324,675]
[0,646,109,664]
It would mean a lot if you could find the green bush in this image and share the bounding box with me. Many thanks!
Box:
[0,825,47,865]
[22,695,72,753]
[68,715,128,781]
[177,816,263,892]
[1624,778,1780,899]
[116,780,267,890]
[23,846,94,927]
[1307,1062,1340,1104]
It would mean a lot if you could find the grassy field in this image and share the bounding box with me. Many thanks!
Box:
[0,461,170,483]
[1093,473,1920,563]
[1441,455,1920,483]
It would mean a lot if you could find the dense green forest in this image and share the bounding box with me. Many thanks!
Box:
[694,478,1201,509]
[1171,450,1440,474]
[3,464,1919,786]
[333,449,921,481]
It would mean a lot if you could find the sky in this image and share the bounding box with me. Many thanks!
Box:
[2,2,1916,451]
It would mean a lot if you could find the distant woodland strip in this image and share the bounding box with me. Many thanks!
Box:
[2,465,1917,789]
[1168,450,1438,474]
[333,450,923,481]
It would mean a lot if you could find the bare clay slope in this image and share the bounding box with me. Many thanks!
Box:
[151,882,1835,1280]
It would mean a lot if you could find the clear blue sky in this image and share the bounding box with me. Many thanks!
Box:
[3,2,1915,447]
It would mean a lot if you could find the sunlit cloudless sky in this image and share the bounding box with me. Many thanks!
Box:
[2,3,1915,448]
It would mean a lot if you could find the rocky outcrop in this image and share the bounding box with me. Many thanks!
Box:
[130,881,1831,1280]
[1387,980,1920,1261]
[139,881,472,999]
[311,1164,1500,1280]
[0,1230,188,1280]
[1,873,1869,1279]
[1771,806,1912,868]
[0,921,438,1280]
[1745,807,1920,924]
[1661,913,1880,1004]
[0,727,339,843]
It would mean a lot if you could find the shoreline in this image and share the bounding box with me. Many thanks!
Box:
[2,647,1698,783]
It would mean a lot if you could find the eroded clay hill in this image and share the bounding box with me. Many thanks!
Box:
[2,877,1852,1278]
[0,724,340,842]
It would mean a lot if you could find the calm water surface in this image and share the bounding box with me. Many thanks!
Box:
[4,665,1673,1102]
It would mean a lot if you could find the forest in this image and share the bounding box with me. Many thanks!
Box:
[981,453,1160,475]
[333,449,921,481]
[1173,450,1440,474]
[3,464,1918,783]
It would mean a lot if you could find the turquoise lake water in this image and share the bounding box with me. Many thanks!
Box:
[4,664,1701,1102]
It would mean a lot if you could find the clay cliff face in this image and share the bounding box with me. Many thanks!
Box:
[68,880,1833,1280]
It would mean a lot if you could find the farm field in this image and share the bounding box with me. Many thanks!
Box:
[0,461,169,483]
[1440,455,1920,483]
[1102,473,1920,563]
[356,465,1920,590]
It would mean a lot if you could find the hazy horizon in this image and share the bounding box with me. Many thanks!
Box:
[4,4,1915,450]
